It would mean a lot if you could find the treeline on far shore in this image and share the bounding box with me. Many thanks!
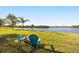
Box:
[50,25,79,28]
[17,25,50,28]
[2,25,79,28]
[2,25,50,28]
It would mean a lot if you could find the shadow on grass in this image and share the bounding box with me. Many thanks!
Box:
[0,35,8,44]
[0,34,63,53]
[30,44,63,53]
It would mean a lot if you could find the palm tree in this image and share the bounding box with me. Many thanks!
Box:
[6,13,17,29]
[18,17,30,29]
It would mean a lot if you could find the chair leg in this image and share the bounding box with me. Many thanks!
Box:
[36,42,40,48]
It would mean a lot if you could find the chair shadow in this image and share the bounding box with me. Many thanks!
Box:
[30,44,63,53]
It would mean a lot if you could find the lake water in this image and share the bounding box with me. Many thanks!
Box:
[15,28,79,33]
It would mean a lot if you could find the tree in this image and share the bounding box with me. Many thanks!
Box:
[18,17,30,29]
[31,24,34,29]
[6,14,17,29]
[0,19,3,27]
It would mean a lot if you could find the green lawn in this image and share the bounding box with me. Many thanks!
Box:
[0,27,79,53]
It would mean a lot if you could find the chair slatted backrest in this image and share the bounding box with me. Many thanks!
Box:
[16,34,26,44]
[29,34,38,47]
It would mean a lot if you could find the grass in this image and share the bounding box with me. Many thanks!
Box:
[0,27,79,52]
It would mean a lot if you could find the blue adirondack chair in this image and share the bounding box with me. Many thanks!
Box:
[16,34,26,44]
[29,34,41,48]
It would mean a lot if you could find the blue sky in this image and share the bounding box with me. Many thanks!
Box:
[0,6,79,26]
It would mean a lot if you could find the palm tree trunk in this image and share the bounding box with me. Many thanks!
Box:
[12,26,13,30]
[12,24,14,30]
